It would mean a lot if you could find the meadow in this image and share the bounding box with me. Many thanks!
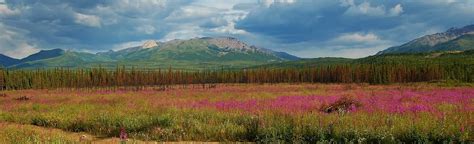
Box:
[0,83,472,143]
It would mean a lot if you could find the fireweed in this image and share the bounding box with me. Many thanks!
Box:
[192,88,473,115]
[0,84,472,142]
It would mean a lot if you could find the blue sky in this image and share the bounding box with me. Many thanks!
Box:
[0,0,473,58]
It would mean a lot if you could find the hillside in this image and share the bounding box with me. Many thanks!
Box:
[433,34,474,51]
[20,49,65,63]
[4,37,299,70]
[378,24,474,54]
[251,50,474,69]
[0,54,19,67]
[13,51,114,69]
[358,50,474,65]
[249,57,353,69]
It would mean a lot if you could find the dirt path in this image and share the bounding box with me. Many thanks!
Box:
[0,122,154,143]
[0,122,226,143]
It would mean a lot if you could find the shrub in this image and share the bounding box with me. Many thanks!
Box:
[320,97,362,114]
[14,96,30,101]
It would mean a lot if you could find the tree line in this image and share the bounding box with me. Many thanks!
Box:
[0,63,472,90]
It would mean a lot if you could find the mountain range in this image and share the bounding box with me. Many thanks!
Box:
[1,24,473,70]
[0,37,299,70]
[378,24,474,54]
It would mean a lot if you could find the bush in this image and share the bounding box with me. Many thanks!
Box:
[320,97,361,114]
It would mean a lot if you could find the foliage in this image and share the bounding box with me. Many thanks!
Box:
[0,58,473,90]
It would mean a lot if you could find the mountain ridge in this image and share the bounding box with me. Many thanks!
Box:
[2,37,300,70]
[0,54,20,67]
[378,24,474,54]
[20,49,65,63]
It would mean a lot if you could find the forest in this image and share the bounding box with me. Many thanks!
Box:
[1,61,472,90]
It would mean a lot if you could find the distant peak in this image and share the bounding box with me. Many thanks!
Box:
[142,40,159,49]
[446,24,474,35]
[218,37,237,40]
[199,37,237,40]
[377,24,474,55]
[40,48,64,52]
[204,37,256,52]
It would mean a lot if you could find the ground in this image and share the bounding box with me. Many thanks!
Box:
[0,83,472,143]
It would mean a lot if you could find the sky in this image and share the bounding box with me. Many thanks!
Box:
[0,0,473,59]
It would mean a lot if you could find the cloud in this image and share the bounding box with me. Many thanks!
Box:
[112,40,154,51]
[74,12,101,27]
[160,25,204,41]
[389,4,403,16]
[0,0,192,52]
[0,23,39,58]
[332,33,380,43]
[211,21,248,35]
[236,0,474,57]
[0,3,19,17]
[342,1,403,17]
[165,5,220,22]
[344,1,386,17]
[236,0,405,43]
[259,0,296,7]
[135,25,157,35]
[161,1,252,41]
[0,0,473,59]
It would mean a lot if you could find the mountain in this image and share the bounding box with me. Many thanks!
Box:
[141,40,159,48]
[0,54,20,67]
[249,57,353,69]
[13,51,113,69]
[432,34,474,51]
[269,51,300,61]
[96,37,299,69]
[20,49,65,63]
[5,37,299,70]
[378,24,474,54]
[251,50,474,69]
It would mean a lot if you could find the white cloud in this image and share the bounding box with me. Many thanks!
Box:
[260,0,296,7]
[165,5,219,21]
[160,25,204,41]
[340,0,354,7]
[328,44,391,58]
[162,1,251,40]
[109,0,174,18]
[290,43,393,58]
[195,0,254,9]
[6,42,39,59]
[0,24,39,59]
[136,25,157,35]
[112,40,153,51]
[343,1,404,17]
[74,12,101,27]
[0,3,20,17]
[389,4,403,16]
[344,1,386,16]
[2,0,474,59]
[211,21,248,35]
[209,10,249,35]
[267,31,396,58]
[114,0,166,10]
[332,33,380,43]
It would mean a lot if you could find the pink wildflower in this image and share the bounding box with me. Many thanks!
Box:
[120,127,128,141]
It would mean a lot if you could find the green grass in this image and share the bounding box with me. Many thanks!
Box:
[0,122,79,143]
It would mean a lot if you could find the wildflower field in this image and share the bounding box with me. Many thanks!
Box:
[0,83,472,143]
